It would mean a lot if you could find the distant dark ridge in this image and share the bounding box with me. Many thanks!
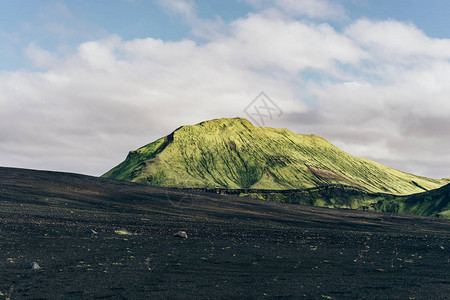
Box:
[166,184,401,212]
[169,184,386,196]
[2,166,448,218]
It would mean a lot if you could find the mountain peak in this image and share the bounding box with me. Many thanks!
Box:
[177,117,255,134]
[197,117,253,126]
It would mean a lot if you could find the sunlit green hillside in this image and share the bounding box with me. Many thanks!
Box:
[103,118,446,195]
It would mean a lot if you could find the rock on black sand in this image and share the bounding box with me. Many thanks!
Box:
[173,231,188,238]
[30,262,41,270]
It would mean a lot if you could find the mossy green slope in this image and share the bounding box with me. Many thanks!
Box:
[239,184,450,219]
[103,117,446,195]
[376,183,450,218]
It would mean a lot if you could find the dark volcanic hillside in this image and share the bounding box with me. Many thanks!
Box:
[103,118,446,195]
[1,167,449,299]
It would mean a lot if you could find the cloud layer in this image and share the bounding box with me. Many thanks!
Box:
[1,2,450,178]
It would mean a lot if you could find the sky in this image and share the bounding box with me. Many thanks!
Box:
[1,0,450,179]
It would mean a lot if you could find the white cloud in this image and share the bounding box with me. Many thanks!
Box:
[78,36,122,71]
[346,19,450,63]
[25,43,60,69]
[242,0,347,20]
[209,14,366,73]
[156,0,196,21]
[155,0,226,40]
[2,8,450,179]
[275,0,347,20]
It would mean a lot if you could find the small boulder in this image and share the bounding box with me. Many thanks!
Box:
[30,262,41,270]
[173,231,188,239]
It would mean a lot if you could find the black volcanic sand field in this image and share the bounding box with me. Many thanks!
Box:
[0,168,449,299]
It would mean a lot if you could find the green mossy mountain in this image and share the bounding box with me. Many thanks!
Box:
[103,117,446,195]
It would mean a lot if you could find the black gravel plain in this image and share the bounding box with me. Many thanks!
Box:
[0,167,449,299]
